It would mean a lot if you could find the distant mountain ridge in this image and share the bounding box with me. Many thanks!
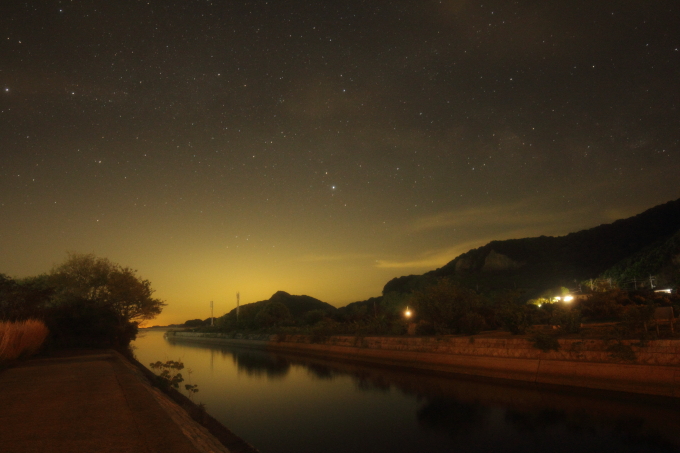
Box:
[219,199,680,318]
[224,290,337,318]
[383,198,680,297]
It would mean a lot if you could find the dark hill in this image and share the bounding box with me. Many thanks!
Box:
[224,291,336,319]
[267,291,337,317]
[601,229,680,289]
[383,198,680,297]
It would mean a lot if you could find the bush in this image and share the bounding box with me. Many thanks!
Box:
[607,342,636,361]
[0,319,49,361]
[389,320,408,335]
[45,297,137,348]
[303,309,327,326]
[580,291,625,321]
[621,303,656,334]
[460,313,486,335]
[411,279,482,334]
[310,319,338,343]
[530,332,560,352]
[415,320,436,336]
[497,303,533,335]
[552,306,582,334]
[255,302,291,328]
[149,359,199,397]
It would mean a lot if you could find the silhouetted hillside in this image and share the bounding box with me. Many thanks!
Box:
[601,229,680,288]
[223,291,336,319]
[267,291,337,317]
[336,296,384,319]
[382,198,680,298]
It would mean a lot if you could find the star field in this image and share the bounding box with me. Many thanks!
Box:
[1,0,679,324]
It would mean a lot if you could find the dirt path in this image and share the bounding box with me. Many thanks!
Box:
[0,351,230,453]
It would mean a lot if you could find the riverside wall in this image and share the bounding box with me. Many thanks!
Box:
[169,332,680,398]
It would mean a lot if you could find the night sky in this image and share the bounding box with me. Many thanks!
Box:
[2,1,679,325]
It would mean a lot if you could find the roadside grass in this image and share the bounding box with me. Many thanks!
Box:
[0,319,50,361]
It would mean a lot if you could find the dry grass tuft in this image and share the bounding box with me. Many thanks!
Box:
[0,319,49,361]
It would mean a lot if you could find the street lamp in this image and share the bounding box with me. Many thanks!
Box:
[404,306,412,318]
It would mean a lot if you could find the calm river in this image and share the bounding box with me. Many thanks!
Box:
[133,329,680,453]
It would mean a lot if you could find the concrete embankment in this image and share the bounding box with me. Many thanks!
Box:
[169,332,680,398]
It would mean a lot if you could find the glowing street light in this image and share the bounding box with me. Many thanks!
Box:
[404,306,412,318]
[563,295,574,302]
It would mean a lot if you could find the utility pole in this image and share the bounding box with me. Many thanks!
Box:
[236,292,240,322]
[210,300,214,326]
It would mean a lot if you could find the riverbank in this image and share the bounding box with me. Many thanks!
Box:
[168,331,680,398]
[0,349,253,453]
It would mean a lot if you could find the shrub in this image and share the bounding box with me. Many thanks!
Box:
[497,303,533,335]
[607,342,636,361]
[45,298,137,349]
[255,301,291,328]
[552,306,582,334]
[580,291,625,321]
[389,320,408,335]
[530,332,561,352]
[0,319,49,361]
[149,359,199,397]
[303,309,327,326]
[415,320,436,336]
[460,313,486,335]
[411,279,483,334]
[310,319,337,343]
[621,303,656,334]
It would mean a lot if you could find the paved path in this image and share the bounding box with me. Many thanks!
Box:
[0,351,230,453]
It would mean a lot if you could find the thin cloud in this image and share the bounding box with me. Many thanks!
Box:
[375,242,482,269]
[410,201,589,233]
[378,202,595,270]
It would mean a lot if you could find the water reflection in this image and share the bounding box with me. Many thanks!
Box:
[228,349,290,378]
[353,371,391,393]
[137,331,680,453]
[504,407,568,432]
[315,356,680,451]
[417,399,487,437]
[304,362,335,380]
[166,337,291,378]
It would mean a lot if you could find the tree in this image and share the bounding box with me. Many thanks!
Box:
[255,301,291,328]
[48,253,166,347]
[494,290,534,335]
[411,278,483,334]
[0,274,54,321]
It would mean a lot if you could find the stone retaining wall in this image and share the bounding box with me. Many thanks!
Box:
[169,332,680,398]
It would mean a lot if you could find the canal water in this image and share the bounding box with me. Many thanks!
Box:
[133,329,680,453]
